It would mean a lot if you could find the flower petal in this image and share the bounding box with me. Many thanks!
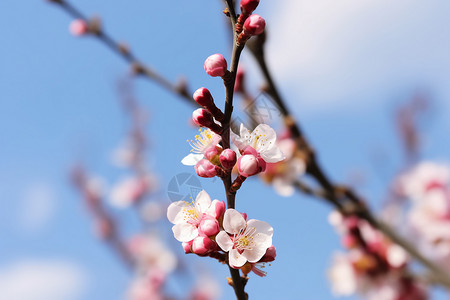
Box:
[181,153,204,166]
[195,190,212,213]
[247,219,273,250]
[229,248,247,268]
[247,219,273,237]
[172,223,198,242]
[223,209,246,234]
[231,127,248,150]
[273,177,295,197]
[167,201,188,224]
[253,124,277,152]
[243,246,267,263]
[260,145,285,163]
[216,231,233,252]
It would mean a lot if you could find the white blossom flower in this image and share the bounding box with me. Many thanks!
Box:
[181,129,221,166]
[109,175,156,208]
[128,233,177,274]
[216,209,273,267]
[328,252,357,296]
[167,190,221,242]
[231,124,285,163]
[266,138,305,196]
[397,162,450,200]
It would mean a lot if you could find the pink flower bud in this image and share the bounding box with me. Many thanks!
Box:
[69,19,89,36]
[341,234,357,248]
[195,159,217,178]
[220,149,237,169]
[204,54,227,77]
[198,216,220,237]
[208,200,226,219]
[204,146,220,161]
[193,87,214,107]
[182,240,193,254]
[192,108,214,128]
[243,14,266,36]
[237,154,266,177]
[240,0,260,15]
[192,236,215,255]
[191,108,222,133]
[260,245,276,262]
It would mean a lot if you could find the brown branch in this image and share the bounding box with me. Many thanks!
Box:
[71,166,134,270]
[248,31,450,289]
[219,2,247,300]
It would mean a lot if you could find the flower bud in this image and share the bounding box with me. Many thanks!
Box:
[192,236,214,255]
[182,240,193,254]
[204,146,220,161]
[207,200,226,219]
[243,14,266,36]
[204,54,228,77]
[69,19,89,36]
[237,154,266,177]
[195,159,217,178]
[198,216,220,237]
[193,87,225,121]
[342,234,357,248]
[260,245,276,262]
[220,149,237,169]
[192,108,214,127]
[193,87,214,107]
[240,0,260,15]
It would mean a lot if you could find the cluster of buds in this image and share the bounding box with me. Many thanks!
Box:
[167,191,276,276]
[185,54,243,180]
[183,123,285,192]
[236,0,266,45]
[191,54,229,136]
[328,212,427,300]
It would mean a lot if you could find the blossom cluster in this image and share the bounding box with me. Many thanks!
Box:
[167,190,275,276]
[328,212,427,300]
[169,0,278,287]
[396,162,450,270]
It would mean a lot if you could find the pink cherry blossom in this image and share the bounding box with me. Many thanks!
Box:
[216,209,273,268]
[182,129,221,166]
[231,123,285,164]
[167,190,225,242]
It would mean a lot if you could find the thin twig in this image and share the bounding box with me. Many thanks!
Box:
[248,31,450,289]
[50,0,195,106]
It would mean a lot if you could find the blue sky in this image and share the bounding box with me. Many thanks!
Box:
[1,0,450,299]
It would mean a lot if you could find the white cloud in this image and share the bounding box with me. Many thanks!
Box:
[263,0,450,112]
[0,260,87,300]
[19,183,56,234]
